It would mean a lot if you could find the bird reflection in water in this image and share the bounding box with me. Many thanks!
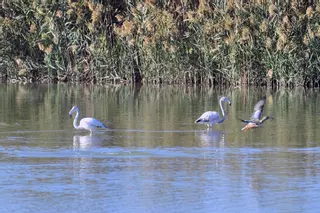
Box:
[196,129,226,147]
[73,134,104,150]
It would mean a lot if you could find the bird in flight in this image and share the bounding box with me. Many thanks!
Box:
[238,96,273,131]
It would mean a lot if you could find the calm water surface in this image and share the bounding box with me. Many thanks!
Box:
[0,84,319,213]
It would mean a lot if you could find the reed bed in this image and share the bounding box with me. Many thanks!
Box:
[1,0,319,87]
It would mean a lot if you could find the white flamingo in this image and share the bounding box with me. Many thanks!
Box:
[195,96,232,128]
[69,105,107,134]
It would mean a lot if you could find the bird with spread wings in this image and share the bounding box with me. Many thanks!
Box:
[238,96,273,131]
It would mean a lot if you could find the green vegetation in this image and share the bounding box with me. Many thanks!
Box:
[1,0,319,87]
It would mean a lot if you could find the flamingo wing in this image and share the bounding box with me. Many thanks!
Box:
[195,111,220,125]
[80,117,107,129]
[251,96,266,121]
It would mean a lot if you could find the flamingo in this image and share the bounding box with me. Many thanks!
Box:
[69,105,107,134]
[238,96,273,131]
[195,96,232,128]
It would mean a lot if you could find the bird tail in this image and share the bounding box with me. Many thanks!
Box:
[195,119,201,123]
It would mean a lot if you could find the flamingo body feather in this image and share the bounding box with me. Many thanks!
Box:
[195,111,220,126]
[195,97,231,128]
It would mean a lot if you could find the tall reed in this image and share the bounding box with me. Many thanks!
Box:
[1,0,319,87]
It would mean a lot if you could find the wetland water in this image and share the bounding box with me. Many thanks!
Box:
[0,84,319,213]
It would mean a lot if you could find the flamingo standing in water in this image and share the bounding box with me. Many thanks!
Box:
[69,105,107,134]
[195,96,232,128]
[238,96,273,131]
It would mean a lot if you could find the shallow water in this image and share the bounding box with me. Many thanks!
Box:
[0,84,319,213]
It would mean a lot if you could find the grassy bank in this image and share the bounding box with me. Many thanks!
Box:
[1,0,319,87]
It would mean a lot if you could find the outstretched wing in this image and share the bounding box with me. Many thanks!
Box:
[251,96,266,121]
[237,118,253,124]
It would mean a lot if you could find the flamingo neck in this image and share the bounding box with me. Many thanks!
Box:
[73,109,81,129]
[218,98,226,123]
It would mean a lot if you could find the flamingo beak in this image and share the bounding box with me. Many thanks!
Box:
[69,114,72,118]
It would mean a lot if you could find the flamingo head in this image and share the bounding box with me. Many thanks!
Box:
[221,97,232,106]
[69,105,79,118]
